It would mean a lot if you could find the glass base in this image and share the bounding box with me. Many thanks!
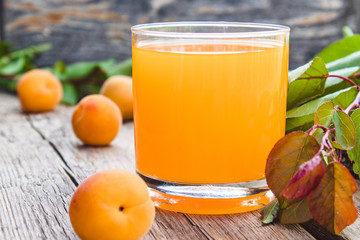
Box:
[138,173,275,214]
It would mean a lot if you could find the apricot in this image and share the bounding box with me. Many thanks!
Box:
[100,75,133,120]
[16,69,63,112]
[69,169,155,240]
[72,94,122,146]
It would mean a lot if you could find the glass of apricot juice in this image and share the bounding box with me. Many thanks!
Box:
[131,22,290,214]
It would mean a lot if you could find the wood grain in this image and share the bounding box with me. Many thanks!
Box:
[24,93,314,240]
[1,91,360,239]
[25,96,209,239]
[0,93,77,239]
[4,0,359,69]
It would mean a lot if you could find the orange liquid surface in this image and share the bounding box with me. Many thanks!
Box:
[133,40,288,184]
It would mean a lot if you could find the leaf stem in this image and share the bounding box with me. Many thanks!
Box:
[321,129,334,151]
[327,74,359,90]
[307,125,328,134]
[338,149,342,162]
[334,105,343,111]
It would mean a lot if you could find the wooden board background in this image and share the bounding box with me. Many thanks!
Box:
[2,91,360,240]
[3,0,360,69]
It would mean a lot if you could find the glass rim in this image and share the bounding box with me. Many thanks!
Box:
[131,21,290,38]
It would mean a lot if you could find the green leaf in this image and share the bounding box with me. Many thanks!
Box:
[53,61,66,80]
[324,67,359,96]
[61,83,78,105]
[286,114,314,134]
[317,35,360,63]
[104,58,132,77]
[343,26,354,38]
[265,131,320,198]
[279,198,312,224]
[0,57,28,75]
[0,43,52,66]
[333,110,356,150]
[61,62,98,81]
[98,59,116,69]
[261,199,279,224]
[308,162,358,235]
[287,87,358,119]
[312,102,335,143]
[332,87,359,108]
[0,43,51,66]
[330,139,347,150]
[20,43,52,56]
[348,109,360,175]
[287,58,328,110]
[314,101,335,126]
[326,50,360,72]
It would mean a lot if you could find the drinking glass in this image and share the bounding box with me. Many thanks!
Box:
[131,22,289,214]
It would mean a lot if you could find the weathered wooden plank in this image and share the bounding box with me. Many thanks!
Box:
[3,90,360,239]
[27,93,316,239]
[4,0,359,69]
[25,96,208,239]
[0,92,77,239]
[185,211,315,240]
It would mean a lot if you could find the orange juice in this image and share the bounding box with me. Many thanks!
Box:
[133,40,288,185]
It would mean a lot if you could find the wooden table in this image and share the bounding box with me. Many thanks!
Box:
[1,91,359,240]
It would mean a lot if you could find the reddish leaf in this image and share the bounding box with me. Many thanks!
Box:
[266,131,320,197]
[281,155,325,199]
[308,162,358,234]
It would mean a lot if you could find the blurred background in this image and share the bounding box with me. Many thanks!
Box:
[3,0,360,69]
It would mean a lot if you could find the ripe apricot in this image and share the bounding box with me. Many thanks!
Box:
[16,69,63,112]
[100,76,133,120]
[69,169,155,240]
[72,94,122,146]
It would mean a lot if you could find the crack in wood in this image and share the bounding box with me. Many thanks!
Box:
[183,214,214,240]
[25,115,79,187]
[300,221,345,240]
